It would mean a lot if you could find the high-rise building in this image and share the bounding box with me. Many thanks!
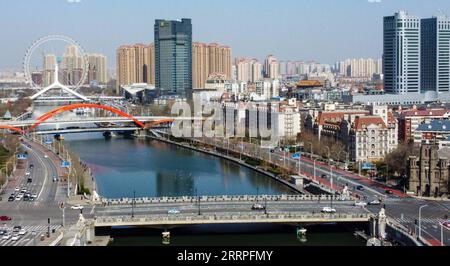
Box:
[252,62,263,83]
[116,45,136,93]
[192,42,232,88]
[421,14,450,93]
[143,43,155,85]
[383,11,421,94]
[116,43,155,93]
[43,54,56,86]
[87,54,108,84]
[236,58,260,83]
[264,55,279,79]
[155,18,192,96]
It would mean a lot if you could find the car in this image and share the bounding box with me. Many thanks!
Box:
[15,195,22,201]
[13,226,21,231]
[25,172,30,176]
[368,199,382,206]
[385,190,394,195]
[14,188,20,192]
[168,209,180,214]
[0,216,12,221]
[321,207,336,214]
[321,174,329,179]
[11,235,20,241]
[356,185,365,191]
[31,193,38,199]
[70,205,84,210]
[2,234,11,240]
[354,202,367,207]
[20,189,27,194]
[44,155,48,159]
[27,178,33,183]
[53,177,57,182]
[0,230,5,236]
[18,229,26,236]
[29,164,34,169]
[8,196,15,202]
[251,203,266,210]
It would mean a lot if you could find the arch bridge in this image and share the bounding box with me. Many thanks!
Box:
[0,103,194,135]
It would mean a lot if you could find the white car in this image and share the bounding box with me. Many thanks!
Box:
[168,209,180,214]
[2,234,11,240]
[70,205,84,210]
[354,202,367,207]
[18,229,26,236]
[321,207,337,214]
[14,188,20,192]
[44,155,48,158]
[25,172,30,176]
[368,200,381,206]
[11,235,20,241]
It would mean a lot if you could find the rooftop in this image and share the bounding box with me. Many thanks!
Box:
[416,120,450,132]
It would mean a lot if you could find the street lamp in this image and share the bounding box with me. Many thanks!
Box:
[323,146,333,190]
[418,204,428,241]
[131,190,136,218]
[306,141,313,159]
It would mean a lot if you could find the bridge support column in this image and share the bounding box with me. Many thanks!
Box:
[85,221,95,244]
[135,129,147,139]
[162,231,171,245]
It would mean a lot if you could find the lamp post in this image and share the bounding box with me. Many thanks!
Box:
[131,189,136,218]
[323,146,333,190]
[418,204,428,241]
[306,141,313,159]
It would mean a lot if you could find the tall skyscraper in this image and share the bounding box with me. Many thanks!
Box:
[421,14,450,93]
[87,54,108,84]
[192,42,232,88]
[154,18,192,97]
[383,11,421,94]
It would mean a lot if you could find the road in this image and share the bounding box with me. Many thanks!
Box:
[95,200,368,218]
[0,138,79,246]
[197,137,450,246]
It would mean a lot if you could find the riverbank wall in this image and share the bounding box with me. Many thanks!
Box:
[144,134,311,195]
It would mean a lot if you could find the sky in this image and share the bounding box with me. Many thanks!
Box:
[0,0,449,70]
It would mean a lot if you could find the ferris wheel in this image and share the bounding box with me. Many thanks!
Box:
[23,35,89,92]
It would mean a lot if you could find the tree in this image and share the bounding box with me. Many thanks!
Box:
[384,141,419,176]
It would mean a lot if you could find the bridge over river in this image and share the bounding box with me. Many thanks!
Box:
[89,194,371,227]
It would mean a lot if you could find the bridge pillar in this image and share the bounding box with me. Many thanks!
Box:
[377,208,387,240]
[135,129,147,139]
[162,231,170,245]
[84,221,95,244]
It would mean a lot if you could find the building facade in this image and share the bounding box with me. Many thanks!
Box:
[421,15,450,93]
[155,18,192,97]
[383,11,421,94]
[192,42,232,88]
[408,142,450,197]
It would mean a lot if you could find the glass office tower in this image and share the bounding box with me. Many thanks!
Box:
[154,18,192,98]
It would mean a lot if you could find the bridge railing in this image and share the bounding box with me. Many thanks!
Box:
[94,212,371,226]
[99,194,347,206]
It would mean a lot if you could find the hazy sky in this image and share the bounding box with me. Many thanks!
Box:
[0,0,449,69]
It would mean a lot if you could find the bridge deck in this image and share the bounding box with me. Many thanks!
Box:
[94,212,371,227]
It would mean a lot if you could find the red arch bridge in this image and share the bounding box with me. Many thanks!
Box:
[0,103,194,135]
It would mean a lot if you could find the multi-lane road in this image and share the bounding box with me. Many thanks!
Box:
[0,138,78,246]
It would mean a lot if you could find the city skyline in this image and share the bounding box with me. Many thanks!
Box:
[1,0,450,70]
